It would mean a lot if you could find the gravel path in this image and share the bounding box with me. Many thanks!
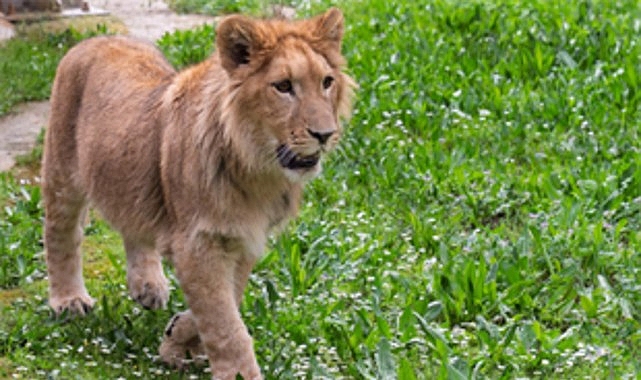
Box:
[0,0,216,171]
[90,0,215,42]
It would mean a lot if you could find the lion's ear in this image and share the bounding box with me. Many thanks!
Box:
[312,8,344,45]
[216,15,265,73]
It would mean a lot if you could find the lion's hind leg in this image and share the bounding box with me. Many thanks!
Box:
[124,238,169,310]
[43,187,93,315]
[159,310,206,369]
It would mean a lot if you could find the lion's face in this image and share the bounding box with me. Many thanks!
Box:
[217,8,354,182]
[253,41,345,181]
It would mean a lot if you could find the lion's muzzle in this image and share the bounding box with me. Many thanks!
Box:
[276,145,321,170]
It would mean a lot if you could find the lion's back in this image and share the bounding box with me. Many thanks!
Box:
[44,36,176,237]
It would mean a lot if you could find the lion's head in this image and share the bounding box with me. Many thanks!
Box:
[216,8,355,182]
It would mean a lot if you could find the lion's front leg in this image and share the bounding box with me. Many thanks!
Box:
[171,234,261,380]
[159,253,257,372]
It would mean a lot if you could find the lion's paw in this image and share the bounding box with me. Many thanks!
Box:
[50,293,94,316]
[159,337,206,369]
[129,277,169,310]
[158,311,206,369]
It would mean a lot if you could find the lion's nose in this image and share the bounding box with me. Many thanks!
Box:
[307,128,335,145]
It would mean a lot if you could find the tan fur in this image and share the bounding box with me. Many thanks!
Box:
[41,8,354,380]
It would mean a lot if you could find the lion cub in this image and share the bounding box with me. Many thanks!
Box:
[42,8,353,379]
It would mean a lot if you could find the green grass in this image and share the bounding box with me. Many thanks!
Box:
[0,24,115,117]
[3,0,641,378]
[0,32,71,117]
[0,173,43,289]
[166,0,292,15]
[166,0,257,14]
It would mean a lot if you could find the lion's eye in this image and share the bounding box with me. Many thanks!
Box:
[273,80,294,94]
[322,76,334,90]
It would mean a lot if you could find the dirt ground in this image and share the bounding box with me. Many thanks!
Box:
[0,0,216,171]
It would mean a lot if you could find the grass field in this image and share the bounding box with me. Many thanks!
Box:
[2,0,641,378]
[0,21,123,117]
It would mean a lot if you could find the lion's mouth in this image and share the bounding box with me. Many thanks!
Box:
[277,145,320,170]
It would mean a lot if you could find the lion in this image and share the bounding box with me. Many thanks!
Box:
[41,8,354,379]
